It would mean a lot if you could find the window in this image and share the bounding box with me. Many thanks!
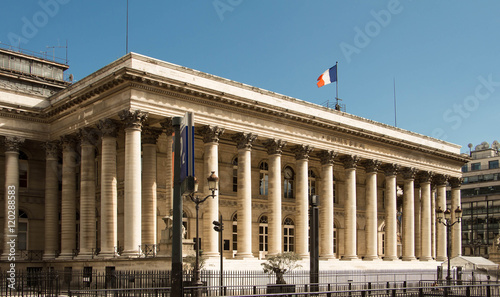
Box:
[19,210,28,250]
[232,157,238,192]
[489,160,499,169]
[283,167,294,199]
[462,165,468,173]
[471,163,481,171]
[283,217,295,252]
[308,169,316,196]
[333,223,338,257]
[19,151,28,188]
[259,161,269,195]
[259,216,268,252]
[232,213,237,251]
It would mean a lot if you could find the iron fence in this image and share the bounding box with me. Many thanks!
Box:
[0,268,498,296]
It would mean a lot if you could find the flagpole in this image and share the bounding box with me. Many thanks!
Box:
[335,61,338,101]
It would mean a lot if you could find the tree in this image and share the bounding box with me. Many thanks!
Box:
[261,252,302,284]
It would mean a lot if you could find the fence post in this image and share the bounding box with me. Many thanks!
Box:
[487,285,491,297]
[419,287,423,297]
[466,285,470,297]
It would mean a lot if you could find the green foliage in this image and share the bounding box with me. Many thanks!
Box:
[261,252,301,284]
[183,255,206,271]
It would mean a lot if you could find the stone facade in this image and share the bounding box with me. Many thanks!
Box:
[0,49,468,270]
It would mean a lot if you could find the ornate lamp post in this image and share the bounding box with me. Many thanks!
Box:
[309,194,320,292]
[186,171,218,296]
[436,206,462,288]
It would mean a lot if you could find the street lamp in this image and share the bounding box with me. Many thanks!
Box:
[436,206,463,288]
[186,171,219,296]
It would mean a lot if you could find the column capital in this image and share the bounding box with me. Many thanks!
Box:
[142,126,162,144]
[361,159,381,173]
[60,134,78,150]
[263,138,287,155]
[401,167,417,180]
[3,136,24,152]
[381,163,400,176]
[43,141,59,159]
[118,109,148,130]
[232,132,257,150]
[160,117,174,135]
[292,144,314,160]
[417,170,434,184]
[449,176,463,188]
[79,127,99,146]
[318,150,337,165]
[98,118,119,138]
[432,174,449,186]
[199,125,225,143]
[340,155,359,169]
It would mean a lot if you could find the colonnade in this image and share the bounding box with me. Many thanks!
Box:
[1,109,463,261]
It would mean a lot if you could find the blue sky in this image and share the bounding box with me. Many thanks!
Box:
[2,1,499,154]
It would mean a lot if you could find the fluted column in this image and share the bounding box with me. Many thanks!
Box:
[340,155,359,260]
[59,135,77,259]
[419,171,433,261]
[382,164,399,261]
[401,167,416,261]
[435,175,448,261]
[119,109,148,257]
[200,125,224,257]
[450,177,462,257]
[43,141,59,259]
[264,139,286,256]
[293,145,313,259]
[232,133,257,259]
[362,159,381,260]
[1,137,24,260]
[98,119,119,257]
[319,151,336,259]
[431,186,437,259]
[77,128,98,258]
[414,184,421,259]
[142,127,161,246]
[160,118,174,213]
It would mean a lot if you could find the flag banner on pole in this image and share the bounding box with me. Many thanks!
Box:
[317,65,337,88]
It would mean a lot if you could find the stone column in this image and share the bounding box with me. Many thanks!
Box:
[43,141,59,259]
[431,187,437,259]
[232,132,257,259]
[340,155,359,260]
[59,135,77,259]
[293,145,314,259]
[160,118,174,213]
[435,174,448,261]
[1,137,24,260]
[319,151,336,259]
[414,184,421,259]
[362,159,381,260]
[77,128,98,259]
[264,139,286,256]
[382,164,399,261]
[450,177,462,257]
[419,171,433,261]
[98,119,119,257]
[200,125,224,257]
[401,167,416,261]
[119,109,148,257]
[141,127,161,247]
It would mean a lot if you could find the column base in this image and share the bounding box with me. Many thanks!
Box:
[203,252,220,259]
[57,253,74,260]
[98,252,119,259]
[234,252,254,260]
[419,256,433,261]
[75,252,94,260]
[383,256,399,261]
[341,255,359,261]
[43,253,57,260]
[319,254,336,260]
[120,250,141,258]
[402,256,417,261]
[363,256,380,261]
[436,256,447,262]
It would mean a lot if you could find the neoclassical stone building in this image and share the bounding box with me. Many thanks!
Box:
[0,47,468,270]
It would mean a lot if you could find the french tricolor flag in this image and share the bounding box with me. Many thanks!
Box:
[317,65,337,88]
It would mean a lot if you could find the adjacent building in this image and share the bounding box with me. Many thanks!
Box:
[0,46,468,271]
[460,141,500,258]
